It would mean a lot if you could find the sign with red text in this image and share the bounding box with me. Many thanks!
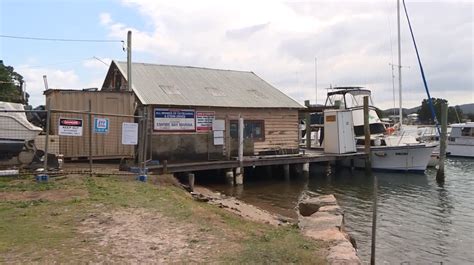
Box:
[196,111,215,132]
[58,118,83,136]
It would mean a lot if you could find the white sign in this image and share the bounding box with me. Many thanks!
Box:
[122,122,138,145]
[214,137,224,145]
[58,118,83,136]
[196,111,215,132]
[154,108,195,131]
[212,120,225,131]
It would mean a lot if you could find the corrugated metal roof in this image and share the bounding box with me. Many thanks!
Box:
[114,61,304,109]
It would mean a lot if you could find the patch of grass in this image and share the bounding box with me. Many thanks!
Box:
[0,175,327,264]
[224,226,327,264]
[0,176,59,192]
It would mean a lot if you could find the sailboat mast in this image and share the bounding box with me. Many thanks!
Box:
[397,0,403,128]
[315,57,318,105]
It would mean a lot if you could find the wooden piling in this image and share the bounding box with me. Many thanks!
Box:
[187,173,195,192]
[225,170,234,186]
[436,102,448,182]
[283,164,290,180]
[304,100,311,149]
[370,175,378,265]
[363,96,372,175]
[236,116,244,185]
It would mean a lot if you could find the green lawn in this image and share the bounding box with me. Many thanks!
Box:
[0,174,327,264]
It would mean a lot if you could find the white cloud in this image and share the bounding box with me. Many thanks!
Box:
[100,0,472,109]
[19,64,107,107]
[99,12,112,25]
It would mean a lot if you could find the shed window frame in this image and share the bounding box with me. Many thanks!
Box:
[230,120,265,141]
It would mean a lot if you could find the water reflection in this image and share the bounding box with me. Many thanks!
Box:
[204,158,474,263]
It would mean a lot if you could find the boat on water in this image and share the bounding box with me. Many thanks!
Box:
[322,87,437,172]
[447,122,474,158]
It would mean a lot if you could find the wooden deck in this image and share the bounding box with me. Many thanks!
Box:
[147,150,367,174]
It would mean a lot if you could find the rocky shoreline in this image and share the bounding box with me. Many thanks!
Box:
[191,186,361,264]
[297,191,361,264]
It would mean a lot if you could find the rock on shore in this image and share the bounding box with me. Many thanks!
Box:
[297,191,361,264]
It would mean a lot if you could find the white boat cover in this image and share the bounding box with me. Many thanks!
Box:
[0,101,43,140]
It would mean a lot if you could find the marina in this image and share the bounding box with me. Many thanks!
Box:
[205,157,474,264]
[1,0,472,263]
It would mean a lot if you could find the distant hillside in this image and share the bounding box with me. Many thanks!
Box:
[458,103,474,114]
[384,103,474,115]
[383,106,420,116]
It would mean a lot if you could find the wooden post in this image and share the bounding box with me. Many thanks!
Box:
[283,164,290,181]
[225,170,234,186]
[42,99,51,173]
[235,115,244,185]
[141,106,148,174]
[188,173,195,192]
[364,96,372,175]
[163,160,168,174]
[436,102,448,182]
[88,100,93,177]
[370,175,378,265]
[304,100,311,149]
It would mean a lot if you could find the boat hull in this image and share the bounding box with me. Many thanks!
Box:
[347,144,436,172]
[447,143,474,158]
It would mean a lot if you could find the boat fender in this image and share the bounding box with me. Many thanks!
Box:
[374,152,387,157]
[386,127,396,135]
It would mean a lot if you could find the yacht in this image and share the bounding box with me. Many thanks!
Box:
[447,123,474,157]
[322,87,437,172]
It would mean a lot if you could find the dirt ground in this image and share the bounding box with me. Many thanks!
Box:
[80,208,227,264]
[0,175,327,264]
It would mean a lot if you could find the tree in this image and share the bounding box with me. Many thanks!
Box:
[0,60,26,104]
[417,98,463,124]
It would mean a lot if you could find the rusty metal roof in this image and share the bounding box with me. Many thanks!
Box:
[114,61,303,109]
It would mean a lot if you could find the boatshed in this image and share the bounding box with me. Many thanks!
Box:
[44,89,136,159]
[101,61,304,162]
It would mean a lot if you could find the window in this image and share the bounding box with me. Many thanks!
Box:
[230,120,265,141]
[461,127,472,137]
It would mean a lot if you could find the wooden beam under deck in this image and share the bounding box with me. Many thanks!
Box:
[147,151,367,174]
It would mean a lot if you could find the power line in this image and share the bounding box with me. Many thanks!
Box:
[0,34,123,43]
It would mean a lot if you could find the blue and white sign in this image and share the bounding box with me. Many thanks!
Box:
[154,108,195,131]
[94,117,109,134]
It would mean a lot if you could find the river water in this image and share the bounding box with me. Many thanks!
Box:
[205,158,474,264]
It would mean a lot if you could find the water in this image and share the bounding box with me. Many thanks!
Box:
[205,158,474,264]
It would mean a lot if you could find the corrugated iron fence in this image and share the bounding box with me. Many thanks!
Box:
[0,106,148,177]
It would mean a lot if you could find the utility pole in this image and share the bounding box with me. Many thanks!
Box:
[127,30,132,92]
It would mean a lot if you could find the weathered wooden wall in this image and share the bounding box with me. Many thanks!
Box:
[147,106,299,162]
[46,90,136,159]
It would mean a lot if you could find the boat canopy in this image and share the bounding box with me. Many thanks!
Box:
[325,87,374,109]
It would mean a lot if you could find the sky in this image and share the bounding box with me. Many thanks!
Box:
[0,0,473,109]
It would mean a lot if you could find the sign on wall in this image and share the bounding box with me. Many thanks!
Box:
[154,108,196,131]
[196,111,215,132]
[122,122,138,145]
[58,118,83,136]
[94,117,109,134]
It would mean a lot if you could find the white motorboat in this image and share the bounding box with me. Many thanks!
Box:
[322,87,437,172]
[447,123,474,158]
[0,101,43,166]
